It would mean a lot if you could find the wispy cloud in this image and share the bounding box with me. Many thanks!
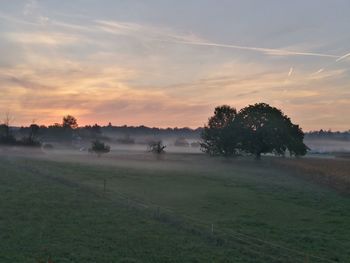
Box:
[6,32,80,46]
[95,19,201,43]
[23,0,38,16]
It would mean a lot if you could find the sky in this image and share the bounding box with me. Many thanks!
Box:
[0,0,349,130]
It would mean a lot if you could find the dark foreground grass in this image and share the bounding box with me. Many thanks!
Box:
[1,153,350,262]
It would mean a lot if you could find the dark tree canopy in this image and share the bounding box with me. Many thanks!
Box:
[200,105,238,156]
[62,115,78,129]
[235,103,307,159]
[201,103,308,159]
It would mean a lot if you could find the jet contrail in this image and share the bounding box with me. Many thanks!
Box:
[166,39,340,59]
[336,52,350,62]
[313,68,324,75]
[312,51,350,75]
[96,19,341,59]
[288,67,294,77]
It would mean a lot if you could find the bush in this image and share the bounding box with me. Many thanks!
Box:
[89,140,110,157]
[148,141,166,154]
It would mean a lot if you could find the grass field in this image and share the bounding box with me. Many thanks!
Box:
[1,149,350,262]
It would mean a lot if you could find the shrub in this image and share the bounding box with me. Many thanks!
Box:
[89,140,110,157]
[148,141,166,154]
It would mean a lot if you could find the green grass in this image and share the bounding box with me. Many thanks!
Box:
[1,153,350,262]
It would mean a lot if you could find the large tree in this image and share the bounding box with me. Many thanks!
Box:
[200,105,238,156]
[201,103,308,159]
[235,103,308,159]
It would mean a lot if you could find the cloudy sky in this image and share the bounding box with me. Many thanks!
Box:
[0,0,349,130]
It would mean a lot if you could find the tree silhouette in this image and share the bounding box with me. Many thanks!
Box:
[200,105,238,156]
[62,115,78,129]
[235,103,308,159]
[201,103,308,159]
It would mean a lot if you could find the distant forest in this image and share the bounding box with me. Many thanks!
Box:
[14,124,202,140]
[305,130,350,140]
[8,124,350,141]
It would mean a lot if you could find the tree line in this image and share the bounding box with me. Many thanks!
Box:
[1,103,309,159]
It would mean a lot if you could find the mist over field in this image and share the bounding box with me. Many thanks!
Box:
[304,139,350,154]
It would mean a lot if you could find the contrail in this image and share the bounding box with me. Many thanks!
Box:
[288,67,294,77]
[96,19,341,59]
[336,52,350,62]
[167,39,340,59]
[313,51,350,75]
[314,68,324,74]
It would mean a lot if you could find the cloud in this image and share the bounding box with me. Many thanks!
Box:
[6,32,80,46]
[0,49,349,130]
[0,12,349,130]
[308,68,347,80]
[95,19,202,43]
[23,0,38,16]
[7,15,338,63]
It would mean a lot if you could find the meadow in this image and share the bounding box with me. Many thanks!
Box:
[1,148,350,263]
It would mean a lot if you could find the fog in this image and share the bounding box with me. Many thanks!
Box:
[305,138,350,154]
[1,135,349,173]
